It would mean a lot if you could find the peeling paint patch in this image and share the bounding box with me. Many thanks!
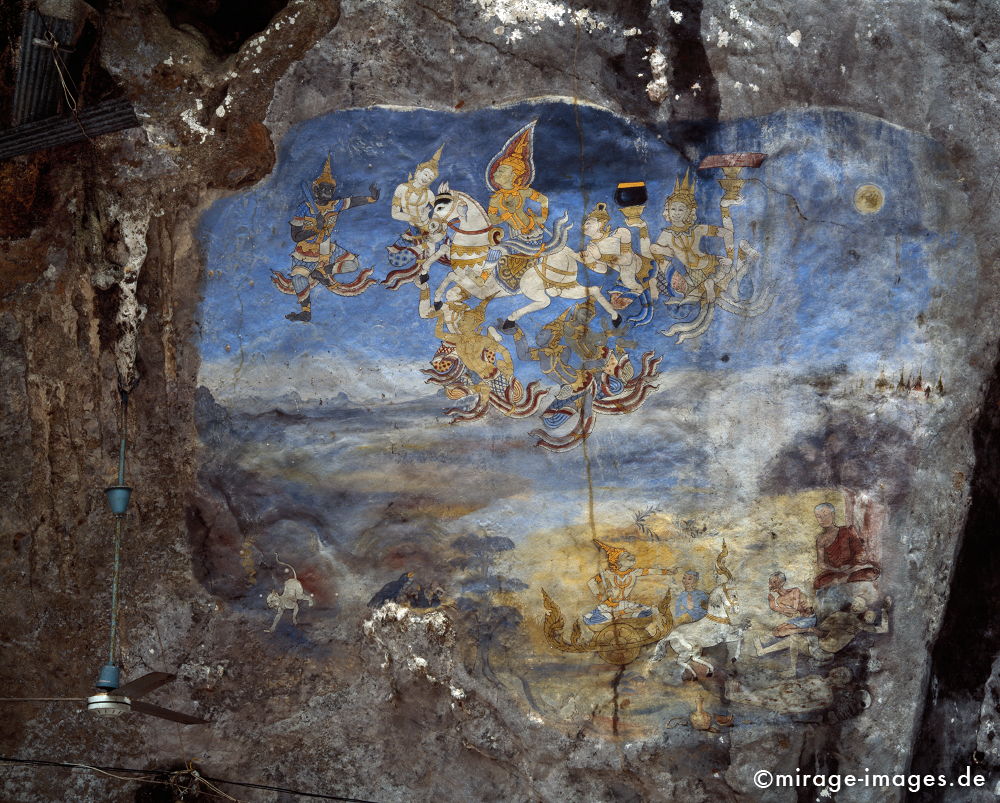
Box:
[709,16,733,48]
[470,0,624,34]
[645,48,668,104]
[571,8,607,31]
[472,0,566,30]
[109,201,150,391]
[727,3,756,31]
[181,107,213,142]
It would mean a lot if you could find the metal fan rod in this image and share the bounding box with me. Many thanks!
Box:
[107,516,122,663]
[107,389,129,663]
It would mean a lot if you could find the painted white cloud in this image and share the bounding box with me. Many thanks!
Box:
[199,353,434,407]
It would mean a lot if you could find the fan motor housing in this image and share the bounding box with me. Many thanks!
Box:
[86,693,130,717]
[95,663,121,690]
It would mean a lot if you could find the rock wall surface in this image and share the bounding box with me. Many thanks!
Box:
[1,1,999,801]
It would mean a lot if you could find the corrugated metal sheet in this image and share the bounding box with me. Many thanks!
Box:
[0,98,140,161]
[11,9,77,127]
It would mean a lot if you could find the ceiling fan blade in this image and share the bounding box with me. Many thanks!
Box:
[0,697,87,703]
[130,699,207,725]
[114,672,176,699]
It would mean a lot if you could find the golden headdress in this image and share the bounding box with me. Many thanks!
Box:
[667,169,697,208]
[486,120,537,191]
[594,538,628,569]
[444,285,471,308]
[715,540,733,582]
[586,202,611,230]
[313,155,336,189]
[416,145,444,178]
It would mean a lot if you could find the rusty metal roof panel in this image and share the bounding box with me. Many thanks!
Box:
[12,9,77,127]
[0,97,140,161]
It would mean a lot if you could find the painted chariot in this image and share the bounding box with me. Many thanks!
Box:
[540,588,674,667]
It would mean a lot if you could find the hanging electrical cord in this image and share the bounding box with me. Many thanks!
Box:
[198,772,377,802]
[37,18,96,144]
[0,757,380,802]
[184,762,241,802]
[107,390,129,666]
[45,30,77,111]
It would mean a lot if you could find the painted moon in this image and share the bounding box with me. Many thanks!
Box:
[854,183,885,214]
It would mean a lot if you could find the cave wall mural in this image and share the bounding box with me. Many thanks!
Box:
[4,0,1000,796]
[192,99,968,741]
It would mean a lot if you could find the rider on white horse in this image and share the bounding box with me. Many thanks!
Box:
[423,187,624,333]
[648,542,748,678]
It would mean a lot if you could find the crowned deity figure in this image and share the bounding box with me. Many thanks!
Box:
[579,202,659,322]
[583,539,676,628]
[485,121,549,246]
[387,146,444,270]
[393,145,443,229]
[649,170,737,306]
[271,156,379,321]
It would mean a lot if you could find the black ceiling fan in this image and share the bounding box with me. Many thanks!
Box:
[2,390,206,725]
[6,669,206,725]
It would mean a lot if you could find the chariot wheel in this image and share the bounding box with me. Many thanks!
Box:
[593,621,650,666]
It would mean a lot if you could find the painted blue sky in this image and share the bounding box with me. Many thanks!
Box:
[197,100,970,401]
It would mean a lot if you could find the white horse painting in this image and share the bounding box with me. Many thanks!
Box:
[647,543,748,679]
[420,186,623,329]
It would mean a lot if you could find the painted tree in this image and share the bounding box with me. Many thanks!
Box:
[450,533,528,686]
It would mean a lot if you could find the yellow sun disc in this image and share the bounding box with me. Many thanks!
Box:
[854,184,885,214]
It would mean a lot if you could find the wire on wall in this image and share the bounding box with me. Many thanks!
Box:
[0,756,381,802]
